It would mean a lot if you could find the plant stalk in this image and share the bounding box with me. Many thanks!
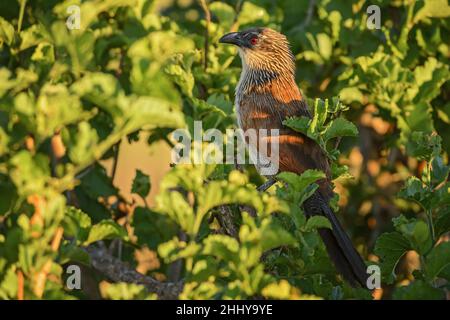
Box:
[18,0,27,33]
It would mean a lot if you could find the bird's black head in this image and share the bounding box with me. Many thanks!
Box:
[218,28,264,49]
[219,28,295,76]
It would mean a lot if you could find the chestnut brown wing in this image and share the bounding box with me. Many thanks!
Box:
[237,92,333,199]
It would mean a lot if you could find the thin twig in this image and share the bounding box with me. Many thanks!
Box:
[230,0,245,31]
[291,0,316,33]
[333,109,343,150]
[168,231,187,281]
[303,0,316,29]
[17,270,24,300]
[111,140,121,184]
[426,160,436,244]
[17,0,27,33]
[199,0,211,70]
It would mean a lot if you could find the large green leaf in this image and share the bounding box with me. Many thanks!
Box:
[374,232,411,283]
[425,242,450,280]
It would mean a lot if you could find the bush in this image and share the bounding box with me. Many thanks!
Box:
[0,0,449,300]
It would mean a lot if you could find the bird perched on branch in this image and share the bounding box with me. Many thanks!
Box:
[219,27,368,287]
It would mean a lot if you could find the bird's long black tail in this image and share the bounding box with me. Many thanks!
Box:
[303,192,368,288]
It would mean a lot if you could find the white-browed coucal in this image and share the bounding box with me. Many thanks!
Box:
[219,27,368,287]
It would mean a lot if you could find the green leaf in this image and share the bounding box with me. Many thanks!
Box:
[435,208,450,237]
[132,207,177,249]
[434,182,450,208]
[398,176,431,210]
[317,33,332,60]
[425,242,450,280]
[59,244,90,265]
[158,238,201,263]
[283,116,311,136]
[203,234,239,263]
[206,93,233,115]
[323,117,358,142]
[277,170,325,192]
[209,2,235,30]
[124,96,185,132]
[339,87,364,104]
[9,151,50,196]
[237,2,270,26]
[65,122,99,166]
[0,68,15,97]
[79,164,117,199]
[0,265,17,299]
[190,257,219,283]
[260,220,296,251]
[0,177,16,216]
[84,220,128,246]
[36,84,86,139]
[190,97,227,118]
[414,0,450,22]
[101,283,156,300]
[331,163,352,180]
[413,57,450,104]
[0,17,14,46]
[305,216,332,231]
[311,98,328,132]
[164,51,200,98]
[261,280,297,300]
[392,215,432,254]
[131,169,151,199]
[431,156,450,185]
[18,24,46,52]
[393,280,445,300]
[374,232,411,283]
[405,132,441,161]
[63,206,92,243]
[156,190,195,235]
[71,72,126,120]
[51,22,95,75]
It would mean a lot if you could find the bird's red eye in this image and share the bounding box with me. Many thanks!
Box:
[250,37,258,45]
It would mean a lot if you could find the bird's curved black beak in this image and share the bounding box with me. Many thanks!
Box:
[219,32,243,46]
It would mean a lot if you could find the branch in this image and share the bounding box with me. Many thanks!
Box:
[302,0,316,29]
[199,0,211,70]
[230,0,244,31]
[216,205,239,238]
[86,243,183,300]
[110,139,121,184]
[291,0,316,33]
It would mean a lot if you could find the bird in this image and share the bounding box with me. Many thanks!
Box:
[219,27,368,287]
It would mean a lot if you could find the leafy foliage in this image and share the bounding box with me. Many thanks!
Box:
[0,0,449,300]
